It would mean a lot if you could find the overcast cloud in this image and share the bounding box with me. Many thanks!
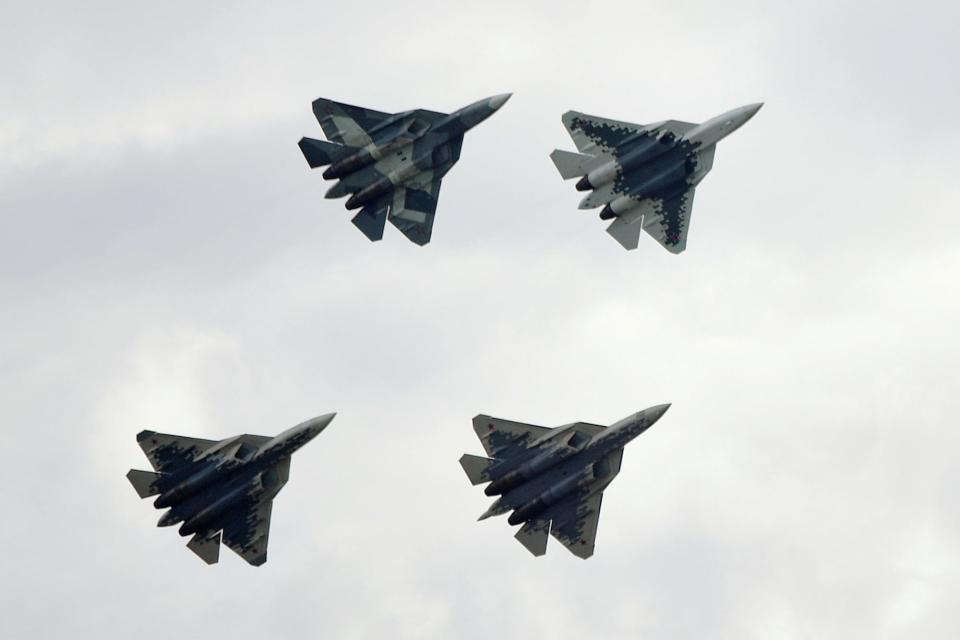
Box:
[2,1,959,638]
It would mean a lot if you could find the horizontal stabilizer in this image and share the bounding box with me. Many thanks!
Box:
[515,519,550,557]
[298,137,353,168]
[459,454,496,485]
[126,469,162,498]
[187,531,221,565]
[549,149,603,180]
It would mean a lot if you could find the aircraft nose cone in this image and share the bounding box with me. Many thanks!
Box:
[743,102,764,121]
[305,412,336,435]
[646,403,672,422]
[488,93,512,111]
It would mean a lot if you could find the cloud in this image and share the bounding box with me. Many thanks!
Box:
[2,1,959,638]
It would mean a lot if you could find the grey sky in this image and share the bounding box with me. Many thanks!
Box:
[2,1,959,638]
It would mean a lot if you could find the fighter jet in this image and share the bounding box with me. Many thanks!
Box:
[550,103,762,253]
[298,94,511,246]
[126,413,335,566]
[459,404,669,559]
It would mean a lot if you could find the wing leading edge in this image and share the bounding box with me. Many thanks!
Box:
[472,415,553,461]
[311,98,393,147]
[562,111,697,156]
[136,431,217,474]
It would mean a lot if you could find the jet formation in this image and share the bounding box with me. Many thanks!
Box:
[551,103,762,253]
[459,404,670,558]
[124,95,763,566]
[298,94,511,246]
[126,414,335,566]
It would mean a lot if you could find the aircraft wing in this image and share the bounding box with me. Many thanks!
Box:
[562,111,646,154]
[218,458,290,566]
[136,430,217,474]
[548,491,604,559]
[472,415,553,460]
[562,111,698,156]
[643,187,696,254]
[311,98,394,147]
[545,447,623,558]
[604,185,696,253]
[387,179,442,246]
[221,499,273,567]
